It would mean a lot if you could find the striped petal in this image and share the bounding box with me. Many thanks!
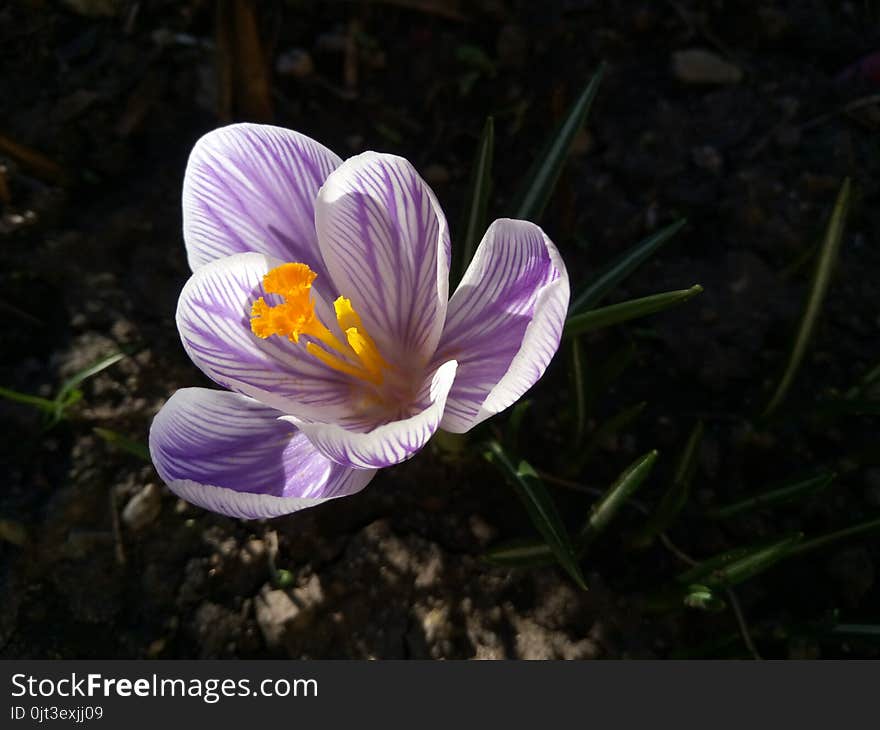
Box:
[182,123,341,290]
[283,360,458,469]
[434,219,569,433]
[176,251,359,422]
[149,388,376,519]
[315,152,450,368]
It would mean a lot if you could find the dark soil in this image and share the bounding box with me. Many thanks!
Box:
[1,0,878,659]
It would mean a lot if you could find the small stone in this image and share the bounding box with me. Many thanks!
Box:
[468,514,497,547]
[672,49,743,85]
[121,483,162,531]
[291,574,324,608]
[255,587,300,650]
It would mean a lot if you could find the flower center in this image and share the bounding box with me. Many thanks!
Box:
[250,263,388,385]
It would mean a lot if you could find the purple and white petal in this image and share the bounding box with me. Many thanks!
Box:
[283,360,458,469]
[182,123,341,288]
[434,219,569,433]
[149,388,376,519]
[315,152,451,368]
[176,251,359,421]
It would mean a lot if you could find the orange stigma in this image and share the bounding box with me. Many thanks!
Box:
[250,263,388,384]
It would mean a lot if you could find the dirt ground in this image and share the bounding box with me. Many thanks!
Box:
[1,0,878,659]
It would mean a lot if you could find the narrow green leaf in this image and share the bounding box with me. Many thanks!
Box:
[0,386,58,414]
[485,450,658,566]
[511,63,606,222]
[93,427,151,461]
[503,398,532,453]
[845,361,880,400]
[676,545,755,585]
[569,337,587,446]
[565,285,703,338]
[830,624,880,639]
[578,450,658,548]
[484,538,556,567]
[632,420,704,547]
[762,178,851,418]
[709,534,803,586]
[680,534,803,588]
[708,472,836,520]
[577,401,646,468]
[56,352,126,405]
[790,516,880,558]
[485,441,587,589]
[455,116,494,287]
[570,218,687,314]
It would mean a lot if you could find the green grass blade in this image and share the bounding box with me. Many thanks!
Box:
[578,450,658,549]
[485,441,587,589]
[0,386,58,414]
[93,427,151,461]
[484,538,556,567]
[708,472,836,520]
[762,178,852,418]
[486,451,658,566]
[708,534,803,586]
[503,398,531,453]
[565,285,702,338]
[570,218,687,314]
[830,624,880,639]
[789,516,880,558]
[56,352,126,405]
[511,63,606,223]
[845,360,880,400]
[569,338,587,445]
[455,116,494,287]
[632,420,703,547]
[680,534,803,588]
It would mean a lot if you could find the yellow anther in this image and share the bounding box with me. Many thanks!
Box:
[250,264,387,385]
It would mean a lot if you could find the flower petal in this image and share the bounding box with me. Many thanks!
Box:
[176,251,359,421]
[283,360,458,469]
[182,123,341,286]
[434,219,569,433]
[149,387,376,519]
[315,152,450,367]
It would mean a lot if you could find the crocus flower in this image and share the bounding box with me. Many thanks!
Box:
[149,124,569,519]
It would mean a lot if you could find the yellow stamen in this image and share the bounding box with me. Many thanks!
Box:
[335,297,389,379]
[250,263,387,385]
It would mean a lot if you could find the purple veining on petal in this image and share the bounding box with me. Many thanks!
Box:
[315,152,450,368]
[176,252,363,422]
[150,387,376,519]
[434,219,569,433]
[183,123,342,294]
[283,360,458,469]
